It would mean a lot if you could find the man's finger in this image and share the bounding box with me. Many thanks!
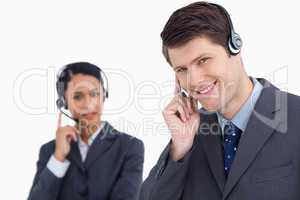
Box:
[185,97,193,114]
[174,76,181,95]
[176,105,188,122]
[166,94,185,112]
[165,100,188,121]
[177,96,191,117]
[190,97,199,112]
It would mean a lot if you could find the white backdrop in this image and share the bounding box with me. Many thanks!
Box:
[1,0,299,199]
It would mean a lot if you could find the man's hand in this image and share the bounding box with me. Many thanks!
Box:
[163,78,200,161]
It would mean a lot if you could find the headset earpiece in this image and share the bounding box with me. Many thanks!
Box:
[210,3,243,55]
[56,99,65,109]
[228,30,243,55]
[99,68,109,100]
[102,89,108,102]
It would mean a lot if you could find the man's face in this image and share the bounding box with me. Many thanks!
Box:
[64,74,104,126]
[168,36,242,112]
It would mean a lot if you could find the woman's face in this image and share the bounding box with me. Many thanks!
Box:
[64,74,104,128]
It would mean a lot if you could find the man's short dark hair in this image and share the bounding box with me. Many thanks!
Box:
[161,1,232,64]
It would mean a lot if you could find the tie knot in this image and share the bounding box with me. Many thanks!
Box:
[224,121,242,143]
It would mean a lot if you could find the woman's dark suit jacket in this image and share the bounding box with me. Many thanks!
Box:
[28,122,144,200]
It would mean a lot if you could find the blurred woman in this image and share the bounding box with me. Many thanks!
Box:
[28,62,144,200]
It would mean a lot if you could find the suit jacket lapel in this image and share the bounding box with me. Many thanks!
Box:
[223,79,284,199]
[84,122,116,169]
[199,111,226,193]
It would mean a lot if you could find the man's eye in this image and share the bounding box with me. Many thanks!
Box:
[176,68,187,73]
[198,57,210,65]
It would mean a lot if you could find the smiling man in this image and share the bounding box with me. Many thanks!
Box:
[141,2,300,200]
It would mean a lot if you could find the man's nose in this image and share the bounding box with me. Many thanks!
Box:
[187,65,203,88]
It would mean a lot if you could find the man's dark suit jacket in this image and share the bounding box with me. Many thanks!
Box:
[141,78,300,200]
[28,122,144,200]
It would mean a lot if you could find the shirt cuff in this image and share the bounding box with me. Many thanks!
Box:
[46,154,70,178]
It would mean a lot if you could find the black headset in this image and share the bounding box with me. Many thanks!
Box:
[56,64,109,123]
[209,3,243,55]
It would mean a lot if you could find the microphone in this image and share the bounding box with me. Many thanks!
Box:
[60,109,79,124]
[56,99,79,124]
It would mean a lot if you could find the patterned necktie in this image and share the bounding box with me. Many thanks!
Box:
[223,121,242,178]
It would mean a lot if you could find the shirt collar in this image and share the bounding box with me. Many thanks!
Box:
[217,77,263,132]
[78,121,106,146]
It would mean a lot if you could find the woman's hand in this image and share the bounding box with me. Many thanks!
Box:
[54,112,79,162]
